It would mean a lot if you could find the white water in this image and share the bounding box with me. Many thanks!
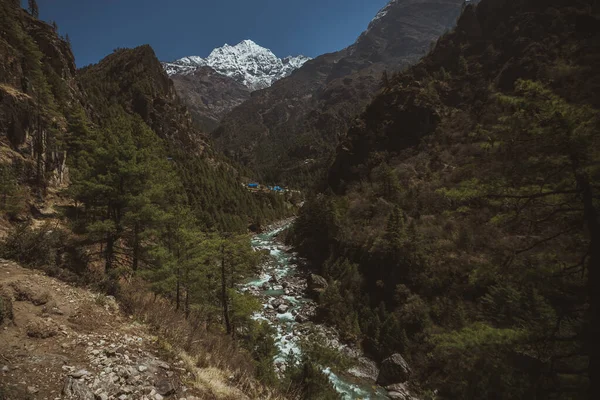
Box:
[241,222,389,400]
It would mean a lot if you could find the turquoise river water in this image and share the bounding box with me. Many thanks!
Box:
[242,223,390,400]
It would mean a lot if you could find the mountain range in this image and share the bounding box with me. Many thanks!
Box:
[211,0,466,185]
[163,40,310,131]
[164,40,311,91]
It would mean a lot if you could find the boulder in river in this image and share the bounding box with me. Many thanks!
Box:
[377,353,412,386]
[307,274,328,297]
[295,313,309,323]
[277,304,289,313]
[348,356,379,382]
[272,298,284,308]
[385,383,415,399]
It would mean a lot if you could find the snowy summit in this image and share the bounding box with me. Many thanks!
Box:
[163,40,311,91]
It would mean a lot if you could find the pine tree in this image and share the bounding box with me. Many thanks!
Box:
[376,163,401,200]
[213,234,259,335]
[69,113,180,274]
[381,70,390,88]
[27,0,39,18]
[385,206,405,251]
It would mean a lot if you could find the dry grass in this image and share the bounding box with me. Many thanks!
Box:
[0,83,31,100]
[10,280,51,305]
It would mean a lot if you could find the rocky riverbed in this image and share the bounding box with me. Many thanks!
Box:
[241,220,391,400]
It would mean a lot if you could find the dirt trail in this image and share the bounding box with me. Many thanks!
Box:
[0,259,201,400]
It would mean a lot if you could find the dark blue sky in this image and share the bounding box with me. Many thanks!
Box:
[26,0,389,67]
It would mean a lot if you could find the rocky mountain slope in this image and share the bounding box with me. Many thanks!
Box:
[212,0,465,185]
[0,258,251,400]
[164,40,310,131]
[170,66,251,132]
[0,0,82,197]
[292,0,600,398]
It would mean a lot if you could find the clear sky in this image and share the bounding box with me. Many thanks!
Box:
[25,0,389,67]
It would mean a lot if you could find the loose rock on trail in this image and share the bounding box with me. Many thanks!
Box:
[0,259,200,400]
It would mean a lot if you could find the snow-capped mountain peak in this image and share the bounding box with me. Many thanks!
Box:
[163,40,311,91]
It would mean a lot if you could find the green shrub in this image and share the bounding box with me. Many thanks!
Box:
[0,222,69,268]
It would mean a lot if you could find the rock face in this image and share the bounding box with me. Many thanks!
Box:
[63,377,95,400]
[348,356,380,382]
[0,1,80,189]
[163,40,310,90]
[212,0,465,184]
[377,353,412,386]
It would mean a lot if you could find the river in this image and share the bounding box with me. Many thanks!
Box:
[241,220,390,400]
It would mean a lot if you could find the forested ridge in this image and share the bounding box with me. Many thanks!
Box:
[292,0,600,398]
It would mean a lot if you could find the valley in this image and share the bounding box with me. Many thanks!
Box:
[243,221,390,400]
[1,0,599,399]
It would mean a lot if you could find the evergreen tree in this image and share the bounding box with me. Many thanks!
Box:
[69,113,179,274]
[381,70,390,89]
[27,0,38,18]
[213,234,259,335]
[284,356,340,400]
[385,206,405,250]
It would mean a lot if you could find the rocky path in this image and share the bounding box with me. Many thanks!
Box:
[0,259,200,400]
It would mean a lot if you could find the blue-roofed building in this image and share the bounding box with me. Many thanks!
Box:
[248,183,259,188]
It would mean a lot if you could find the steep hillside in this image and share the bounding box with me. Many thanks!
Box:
[70,45,291,233]
[0,258,279,400]
[292,0,600,398]
[170,66,251,132]
[213,0,465,185]
[0,0,81,218]
[78,45,205,152]
[0,259,202,399]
